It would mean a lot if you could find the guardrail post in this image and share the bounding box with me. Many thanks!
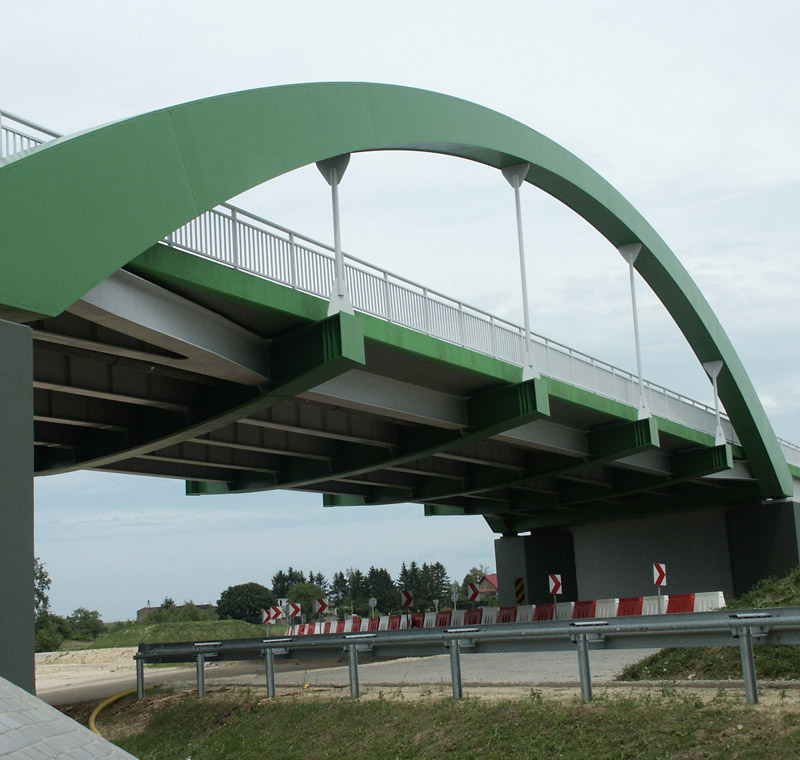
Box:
[738,627,759,704]
[348,645,360,699]
[423,288,431,334]
[265,648,276,699]
[136,658,145,700]
[576,634,593,703]
[448,639,463,700]
[196,653,206,698]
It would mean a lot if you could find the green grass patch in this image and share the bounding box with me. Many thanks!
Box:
[90,620,279,649]
[620,567,800,681]
[102,690,800,760]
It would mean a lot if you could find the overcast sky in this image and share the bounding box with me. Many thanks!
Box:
[5,1,799,620]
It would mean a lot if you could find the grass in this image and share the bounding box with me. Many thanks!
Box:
[619,567,800,682]
[96,689,800,760]
[89,620,281,649]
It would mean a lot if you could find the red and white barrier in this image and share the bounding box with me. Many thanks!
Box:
[284,590,726,635]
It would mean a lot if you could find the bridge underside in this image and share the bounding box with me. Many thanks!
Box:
[28,245,762,533]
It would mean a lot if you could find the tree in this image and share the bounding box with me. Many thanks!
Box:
[366,566,397,614]
[68,608,104,640]
[271,567,306,598]
[287,582,326,621]
[417,562,451,611]
[217,582,276,624]
[34,557,51,616]
[461,565,490,596]
[34,557,68,652]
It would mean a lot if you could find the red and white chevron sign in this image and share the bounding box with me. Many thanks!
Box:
[400,589,414,608]
[288,602,301,618]
[549,574,562,595]
[313,598,328,615]
[467,582,480,602]
[653,563,667,587]
[260,608,271,624]
[270,605,284,620]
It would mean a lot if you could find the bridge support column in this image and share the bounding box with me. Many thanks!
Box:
[0,319,34,692]
[726,500,800,596]
[494,531,577,606]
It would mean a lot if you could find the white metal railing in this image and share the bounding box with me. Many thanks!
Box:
[168,203,741,444]
[4,109,799,462]
[0,109,58,158]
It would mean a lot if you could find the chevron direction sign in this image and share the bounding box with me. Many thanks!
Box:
[287,602,301,618]
[653,563,667,587]
[260,608,271,624]
[549,573,563,595]
[467,582,480,602]
[313,598,328,614]
[270,605,284,620]
[400,589,414,608]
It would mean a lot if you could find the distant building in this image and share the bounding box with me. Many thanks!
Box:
[478,574,498,596]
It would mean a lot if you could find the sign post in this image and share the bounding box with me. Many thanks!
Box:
[653,563,667,613]
[451,583,460,610]
[549,573,562,607]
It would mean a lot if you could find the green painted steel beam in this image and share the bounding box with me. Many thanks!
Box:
[484,475,760,533]
[427,443,733,524]
[35,313,364,477]
[0,82,788,496]
[356,416,660,507]
[204,376,549,495]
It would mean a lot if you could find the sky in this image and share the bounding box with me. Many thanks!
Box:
[4,1,799,620]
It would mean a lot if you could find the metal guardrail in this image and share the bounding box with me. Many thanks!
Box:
[4,109,800,463]
[135,607,800,704]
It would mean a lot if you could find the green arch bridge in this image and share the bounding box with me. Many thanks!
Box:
[2,84,798,692]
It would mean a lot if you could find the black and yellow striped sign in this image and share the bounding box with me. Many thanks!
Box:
[514,577,525,604]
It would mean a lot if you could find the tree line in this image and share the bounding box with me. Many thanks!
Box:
[214,562,495,624]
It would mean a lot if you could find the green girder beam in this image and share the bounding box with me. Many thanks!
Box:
[424,442,733,524]
[346,417,659,508]
[35,313,365,477]
[207,376,549,496]
[483,472,759,533]
[0,83,788,497]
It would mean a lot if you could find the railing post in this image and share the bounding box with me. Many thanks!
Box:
[383,271,393,322]
[576,634,593,703]
[265,648,276,699]
[347,645,360,699]
[458,303,466,347]
[422,288,431,334]
[448,639,463,700]
[490,316,498,358]
[136,657,145,700]
[196,653,206,698]
[289,233,298,288]
[230,208,240,269]
[738,627,759,704]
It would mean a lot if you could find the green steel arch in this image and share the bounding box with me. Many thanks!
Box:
[0,82,790,498]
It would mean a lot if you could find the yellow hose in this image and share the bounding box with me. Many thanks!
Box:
[89,686,153,736]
